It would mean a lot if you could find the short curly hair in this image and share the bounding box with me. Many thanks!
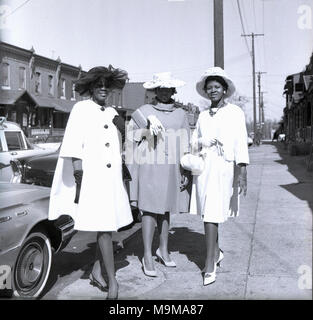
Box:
[203,76,228,91]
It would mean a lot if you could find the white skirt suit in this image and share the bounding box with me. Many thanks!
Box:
[190,103,249,223]
[48,100,133,231]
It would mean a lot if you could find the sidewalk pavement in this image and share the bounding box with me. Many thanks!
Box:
[54,142,312,300]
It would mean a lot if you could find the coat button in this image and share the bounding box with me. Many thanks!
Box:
[107,163,111,168]
[104,124,109,129]
[105,142,110,147]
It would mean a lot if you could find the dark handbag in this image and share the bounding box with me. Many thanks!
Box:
[112,114,125,142]
[113,115,131,181]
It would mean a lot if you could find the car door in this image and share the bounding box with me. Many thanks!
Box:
[0,132,15,182]
[1,130,34,182]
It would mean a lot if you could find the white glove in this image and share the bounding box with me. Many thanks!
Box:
[198,137,217,148]
[198,137,224,156]
[147,115,165,136]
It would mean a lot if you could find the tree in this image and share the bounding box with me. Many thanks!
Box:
[227,92,249,112]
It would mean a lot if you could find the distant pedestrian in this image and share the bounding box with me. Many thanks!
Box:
[272,130,279,141]
[189,67,249,285]
[126,72,191,277]
[49,65,133,299]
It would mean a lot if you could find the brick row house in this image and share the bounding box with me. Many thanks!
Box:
[0,42,90,138]
[283,53,313,154]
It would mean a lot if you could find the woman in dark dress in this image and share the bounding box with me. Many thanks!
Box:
[126,72,191,276]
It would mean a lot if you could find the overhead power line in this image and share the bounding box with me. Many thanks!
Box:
[2,0,32,19]
[236,0,251,57]
[242,33,265,141]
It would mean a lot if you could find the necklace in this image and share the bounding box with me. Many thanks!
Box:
[209,101,226,116]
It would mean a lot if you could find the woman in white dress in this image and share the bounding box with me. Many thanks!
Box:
[191,67,249,285]
[48,66,133,299]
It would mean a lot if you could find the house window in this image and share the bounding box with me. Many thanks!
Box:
[71,82,76,100]
[35,72,41,94]
[1,62,10,88]
[19,67,26,89]
[48,75,54,96]
[60,78,66,99]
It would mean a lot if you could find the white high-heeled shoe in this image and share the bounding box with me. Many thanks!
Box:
[156,248,176,268]
[203,263,217,286]
[142,258,157,277]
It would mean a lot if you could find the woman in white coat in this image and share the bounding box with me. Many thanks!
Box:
[190,67,249,286]
[48,66,133,299]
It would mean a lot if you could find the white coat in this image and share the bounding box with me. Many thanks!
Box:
[190,103,249,223]
[48,100,133,232]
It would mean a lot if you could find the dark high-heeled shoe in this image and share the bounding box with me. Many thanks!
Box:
[89,273,108,292]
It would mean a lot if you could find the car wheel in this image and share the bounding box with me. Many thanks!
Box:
[13,231,52,298]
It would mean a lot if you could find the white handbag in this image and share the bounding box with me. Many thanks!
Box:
[180,153,205,175]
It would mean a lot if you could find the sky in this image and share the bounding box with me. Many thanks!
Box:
[1,0,313,122]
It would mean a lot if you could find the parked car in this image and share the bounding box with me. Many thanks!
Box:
[0,117,54,183]
[19,148,59,187]
[0,182,76,298]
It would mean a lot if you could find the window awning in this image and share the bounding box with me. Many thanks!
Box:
[30,95,75,113]
[0,89,37,105]
[0,89,76,113]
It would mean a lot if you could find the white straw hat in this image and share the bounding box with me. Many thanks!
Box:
[196,67,236,99]
[143,72,186,89]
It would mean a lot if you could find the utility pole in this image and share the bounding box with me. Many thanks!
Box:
[261,91,267,138]
[214,0,224,68]
[241,33,264,143]
[256,71,266,137]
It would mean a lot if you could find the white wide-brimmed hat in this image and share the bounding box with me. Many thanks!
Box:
[143,72,186,89]
[196,67,236,99]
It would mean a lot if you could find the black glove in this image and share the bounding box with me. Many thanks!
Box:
[112,115,125,142]
[73,170,83,204]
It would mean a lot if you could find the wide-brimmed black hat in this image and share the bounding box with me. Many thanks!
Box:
[74,65,129,95]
